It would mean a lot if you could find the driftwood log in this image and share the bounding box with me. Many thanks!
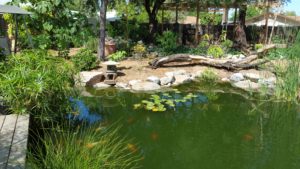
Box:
[149,45,276,71]
[149,54,269,71]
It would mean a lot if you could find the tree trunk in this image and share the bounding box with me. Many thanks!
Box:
[195,0,200,44]
[144,0,165,42]
[98,0,107,61]
[239,4,247,27]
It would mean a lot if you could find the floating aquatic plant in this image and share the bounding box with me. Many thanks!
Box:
[133,91,199,112]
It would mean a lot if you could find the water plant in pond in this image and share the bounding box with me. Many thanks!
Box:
[133,92,199,112]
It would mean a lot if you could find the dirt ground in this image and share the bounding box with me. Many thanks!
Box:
[96,58,234,83]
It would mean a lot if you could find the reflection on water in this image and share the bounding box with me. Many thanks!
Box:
[78,84,300,169]
[68,97,102,124]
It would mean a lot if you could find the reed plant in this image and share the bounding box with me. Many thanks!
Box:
[274,31,300,101]
[0,50,77,121]
[27,124,141,169]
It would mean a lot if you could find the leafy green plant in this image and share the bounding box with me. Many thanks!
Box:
[33,34,52,50]
[85,37,98,53]
[0,50,77,120]
[255,43,263,50]
[0,47,5,61]
[221,39,233,52]
[207,45,224,58]
[71,48,99,71]
[28,125,141,169]
[108,51,127,61]
[134,92,197,112]
[156,31,178,54]
[132,43,146,54]
[199,69,219,83]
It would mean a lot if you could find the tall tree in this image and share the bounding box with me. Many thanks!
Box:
[143,0,166,41]
[98,0,108,60]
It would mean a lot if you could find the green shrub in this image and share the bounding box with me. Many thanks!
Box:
[85,37,98,53]
[0,47,5,61]
[199,69,219,83]
[221,39,233,52]
[207,45,224,58]
[132,43,146,54]
[28,125,141,169]
[108,51,127,61]
[33,34,52,50]
[156,31,178,54]
[255,43,263,50]
[0,50,77,120]
[71,48,99,71]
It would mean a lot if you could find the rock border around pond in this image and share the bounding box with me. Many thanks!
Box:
[76,69,277,93]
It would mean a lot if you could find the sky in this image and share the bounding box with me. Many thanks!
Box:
[1,0,300,15]
[285,0,300,15]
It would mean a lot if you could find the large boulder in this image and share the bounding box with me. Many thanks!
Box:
[173,74,193,85]
[230,73,244,82]
[93,83,111,89]
[115,82,130,89]
[244,73,261,82]
[131,82,161,91]
[160,76,175,86]
[232,80,261,91]
[129,80,142,86]
[147,76,160,85]
[76,71,104,87]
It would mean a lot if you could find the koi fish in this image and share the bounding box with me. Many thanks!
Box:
[127,117,135,124]
[151,132,159,141]
[127,143,138,153]
[243,133,254,141]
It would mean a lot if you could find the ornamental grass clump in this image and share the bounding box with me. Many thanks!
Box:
[0,50,77,120]
[28,125,141,169]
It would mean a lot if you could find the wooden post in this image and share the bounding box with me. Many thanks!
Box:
[264,0,269,45]
[268,13,278,44]
[195,0,200,44]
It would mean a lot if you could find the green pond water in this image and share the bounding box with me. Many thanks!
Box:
[80,82,300,169]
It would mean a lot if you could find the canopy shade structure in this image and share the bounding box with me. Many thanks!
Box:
[0,5,32,55]
[0,5,31,15]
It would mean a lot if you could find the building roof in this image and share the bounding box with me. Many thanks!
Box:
[246,13,300,26]
[0,5,31,15]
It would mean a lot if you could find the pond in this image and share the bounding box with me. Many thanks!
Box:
[78,82,300,169]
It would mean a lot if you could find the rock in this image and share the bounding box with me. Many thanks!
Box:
[165,72,174,77]
[221,77,230,83]
[232,55,238,60]
[115,82,130,89]
[93,83,111,89]
[193,70,203,78]
[147,76,160,84]
[230,73,244,82]
[165,69,187,77]
[129,80,142,86]
[239,54,246,59]
[173,69,187,76]
[174,75,193,85]
[244,73,260,82]
[226,54,233,59]
[160,76,175,86]
[258,77,277,87]
[131,82,161,91]
[76,71,104,87]
[232,80,261,91]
